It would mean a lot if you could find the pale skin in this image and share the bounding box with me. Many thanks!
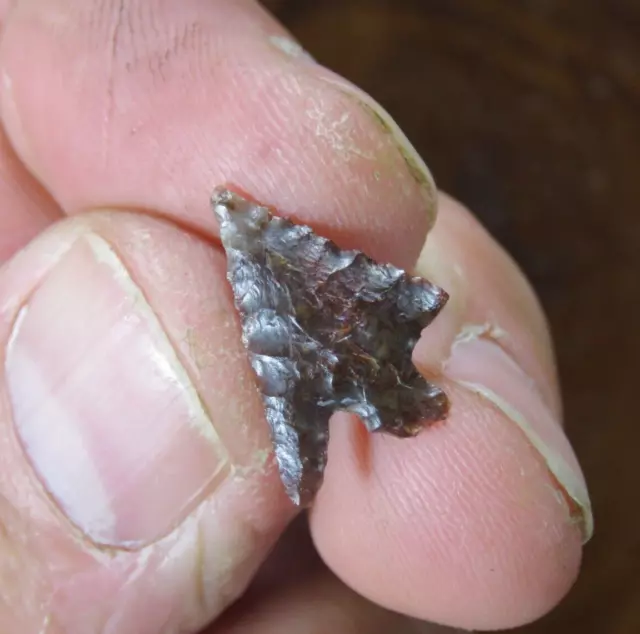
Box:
[0,1,592,633]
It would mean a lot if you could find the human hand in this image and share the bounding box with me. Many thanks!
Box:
[0,1,592,632]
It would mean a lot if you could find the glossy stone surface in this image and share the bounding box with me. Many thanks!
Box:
[213,188,450,505]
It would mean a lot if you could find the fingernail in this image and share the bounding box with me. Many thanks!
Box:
[446,338,593,542]
[5,234,229,549]
[317,74,438,230]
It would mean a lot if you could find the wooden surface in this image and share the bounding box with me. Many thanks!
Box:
[264,1,639,632]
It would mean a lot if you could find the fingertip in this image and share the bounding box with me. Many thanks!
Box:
[310,383,583,630]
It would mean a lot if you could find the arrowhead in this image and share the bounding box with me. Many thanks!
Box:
[212,187,450,505]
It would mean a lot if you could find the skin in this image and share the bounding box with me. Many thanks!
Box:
[0,1,592,633]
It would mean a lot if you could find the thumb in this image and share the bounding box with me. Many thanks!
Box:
[0,211,294,633]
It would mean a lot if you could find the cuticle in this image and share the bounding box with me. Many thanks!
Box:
[82,231,221,437]
[86,231,235,469]
[446,324,561,419]
[447,322,510,362]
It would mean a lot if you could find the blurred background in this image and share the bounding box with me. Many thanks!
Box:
[263,1,638,632]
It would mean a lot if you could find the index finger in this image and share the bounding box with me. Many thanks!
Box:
[0,0,436,270]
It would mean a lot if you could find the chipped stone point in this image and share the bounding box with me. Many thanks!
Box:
[213,187,450,506]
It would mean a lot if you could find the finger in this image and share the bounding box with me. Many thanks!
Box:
[310,193,592,630]
[0,0,437,270]
[0,212,293,633]
[0,126,61,263]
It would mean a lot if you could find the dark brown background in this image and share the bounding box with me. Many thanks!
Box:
[263,1,639,632]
